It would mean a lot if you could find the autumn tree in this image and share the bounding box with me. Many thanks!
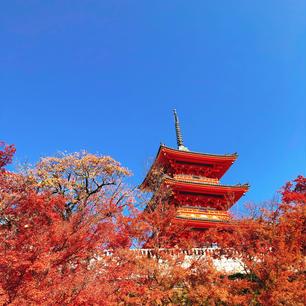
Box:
[0,145,141,306]
[0,142,15,169]
[209,176,306,306]
[1,141,305,306]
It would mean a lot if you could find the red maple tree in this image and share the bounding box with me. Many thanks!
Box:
[208,176,306,306]
[0,144,140,306]
[1,141,305,306]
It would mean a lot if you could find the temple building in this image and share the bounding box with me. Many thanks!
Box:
[140,110,249,230]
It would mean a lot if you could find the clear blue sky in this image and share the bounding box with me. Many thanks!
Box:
[1,1,305,207]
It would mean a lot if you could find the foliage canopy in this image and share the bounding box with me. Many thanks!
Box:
[0,142,305,306]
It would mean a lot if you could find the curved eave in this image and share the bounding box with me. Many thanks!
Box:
[160,145,238,159]
[164,177,250,193]
[140,145,239,189]
[175,217,232,228]
[176,216,229,223]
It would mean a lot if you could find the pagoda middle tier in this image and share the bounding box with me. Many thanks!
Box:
[141,145,249,230]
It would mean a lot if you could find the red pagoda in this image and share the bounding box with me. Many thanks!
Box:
[140,110,249,230]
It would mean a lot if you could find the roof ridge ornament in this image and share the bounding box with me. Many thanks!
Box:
[173,109,189,151]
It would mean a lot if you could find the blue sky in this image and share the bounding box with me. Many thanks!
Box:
[1,1,305,207]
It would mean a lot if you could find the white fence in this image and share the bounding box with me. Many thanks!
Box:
[129,247,217,257]
[102,247,244,273]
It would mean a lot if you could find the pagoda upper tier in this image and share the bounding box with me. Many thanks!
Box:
[141,145,239,189]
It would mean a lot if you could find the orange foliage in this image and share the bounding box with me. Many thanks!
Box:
[0,142,305,306]
[0,145,140,305]
[211,175,306,306]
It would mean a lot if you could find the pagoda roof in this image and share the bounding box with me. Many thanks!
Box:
[164,176,250,191]
[176,216,229,223]
[140,145,238,188]
[158,145,238,160]
[175,217,232,229]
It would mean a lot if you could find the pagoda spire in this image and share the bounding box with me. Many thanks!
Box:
[173,109,189,151]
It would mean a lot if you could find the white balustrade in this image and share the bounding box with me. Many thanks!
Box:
[102,246,244,273]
